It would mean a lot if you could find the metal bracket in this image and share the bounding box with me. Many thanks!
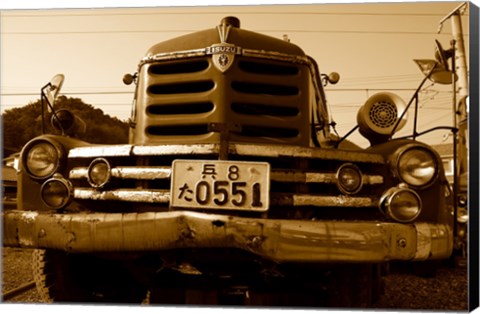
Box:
[208,122,242,160]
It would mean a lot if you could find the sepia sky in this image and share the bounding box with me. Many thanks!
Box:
[0,0,472,147]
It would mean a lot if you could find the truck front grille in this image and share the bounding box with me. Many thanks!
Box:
[135,56,309,145]
[68,144,386,220]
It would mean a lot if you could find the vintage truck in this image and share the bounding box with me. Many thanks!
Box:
[3,16,453,307]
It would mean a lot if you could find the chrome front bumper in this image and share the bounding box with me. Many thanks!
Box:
[2,210,452,262]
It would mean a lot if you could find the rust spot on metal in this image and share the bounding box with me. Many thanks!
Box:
[212,220,225,227]
[247,235,264,249]
[179,227,196,241]
[38,229,46,238]
[65,232,76,251]
[397,238,407,248]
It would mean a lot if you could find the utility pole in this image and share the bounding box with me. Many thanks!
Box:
[438,2,469,188]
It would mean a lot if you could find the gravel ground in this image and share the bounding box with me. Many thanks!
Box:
[1,248,41,303]
[1,247,469,310]
[372,262,469,311]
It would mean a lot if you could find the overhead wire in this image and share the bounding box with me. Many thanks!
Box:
[2,10,469,18]
[3,7,469,36]
[2,29,465,36]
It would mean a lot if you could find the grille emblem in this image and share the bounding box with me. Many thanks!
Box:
[206,22,241,72]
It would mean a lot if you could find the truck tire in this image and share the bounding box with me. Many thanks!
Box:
[32,249,147,303]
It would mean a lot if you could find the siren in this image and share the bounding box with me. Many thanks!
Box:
[357,92,408,145]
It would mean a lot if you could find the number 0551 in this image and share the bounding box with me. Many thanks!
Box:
[171,160,270,211]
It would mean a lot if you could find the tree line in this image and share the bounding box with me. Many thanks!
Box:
[2,96,129,153]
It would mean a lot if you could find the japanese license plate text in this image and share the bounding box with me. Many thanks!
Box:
[171,160,270,211]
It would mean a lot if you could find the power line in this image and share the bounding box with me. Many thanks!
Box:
[325,88,453,92]
[2,29,463,36]
[2,88,454,97]
[2,11,468,18]
[1,103,131,107]
[1,91,132,96]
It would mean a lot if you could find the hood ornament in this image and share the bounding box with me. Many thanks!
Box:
[206,20,241,72]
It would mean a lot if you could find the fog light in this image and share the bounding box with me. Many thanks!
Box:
[336,163,363,194]
[41,174,73,209]
[88,158,111,188]
[380,186,422,222]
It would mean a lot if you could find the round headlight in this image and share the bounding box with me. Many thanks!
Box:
[88,158,111,188]
[41,174,73,209]
[336,163,363,194]
[25,141,60,179]
[397,148,437,187]
[381,186,422,222]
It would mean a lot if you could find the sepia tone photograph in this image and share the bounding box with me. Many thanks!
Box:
[1,0,478,312]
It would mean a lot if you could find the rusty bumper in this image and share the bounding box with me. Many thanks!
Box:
[2,210,452,262]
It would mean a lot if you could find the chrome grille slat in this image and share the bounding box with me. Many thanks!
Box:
[74,188,170,203]
[70,166,171,180]
[273,194,378,207]
[68,143,384,164]
[70,166,382,185]
[73,188,377,207]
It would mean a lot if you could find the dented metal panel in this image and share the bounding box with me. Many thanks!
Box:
[2,210,452,262]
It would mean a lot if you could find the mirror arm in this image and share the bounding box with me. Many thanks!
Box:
[335,125,359,148]
[390,68,434,137]
[41,83,65,135]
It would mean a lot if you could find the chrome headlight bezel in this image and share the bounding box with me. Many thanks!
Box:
[40,173,73,209]
[22,139,64,180]
[336,163,363,195]
[380,185,422,222]
[87,158,112,188]
[395,146,439,188]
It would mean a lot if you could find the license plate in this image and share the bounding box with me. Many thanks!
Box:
[170,160,270,211]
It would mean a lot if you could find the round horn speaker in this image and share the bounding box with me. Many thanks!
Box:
[357,92,407,144]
